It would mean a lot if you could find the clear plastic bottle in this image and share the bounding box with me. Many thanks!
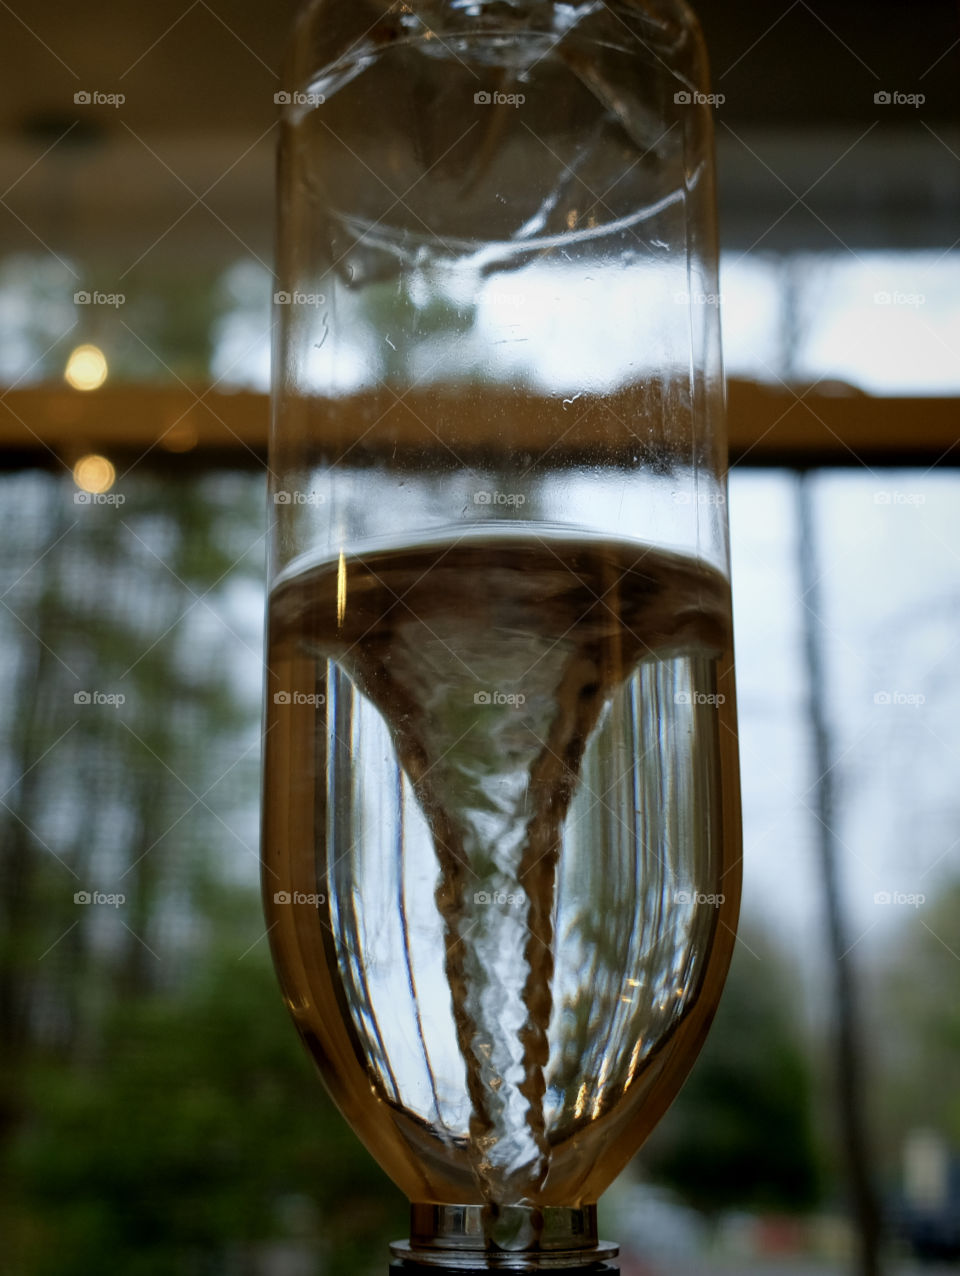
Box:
[265,2,740,1271]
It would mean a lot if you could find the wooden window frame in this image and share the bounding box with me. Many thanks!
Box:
[1,382,957,469]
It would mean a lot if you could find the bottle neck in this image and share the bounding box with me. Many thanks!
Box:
[391,1203,619,1270]
[391,1262,619,1276]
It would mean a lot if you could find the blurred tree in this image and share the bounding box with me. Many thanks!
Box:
[0,469,404,1275]
[639,922,823,1215]
[11,925,405,1276]
[797,477,883,1276]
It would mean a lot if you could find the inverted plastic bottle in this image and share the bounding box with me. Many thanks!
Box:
[264,2,741,1272]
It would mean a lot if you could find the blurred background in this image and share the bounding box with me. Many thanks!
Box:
[1,2,960,1275]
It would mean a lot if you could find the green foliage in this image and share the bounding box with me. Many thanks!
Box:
[639,925,824,1214]
[9,937,405,1276]
[878,880,960,1158]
